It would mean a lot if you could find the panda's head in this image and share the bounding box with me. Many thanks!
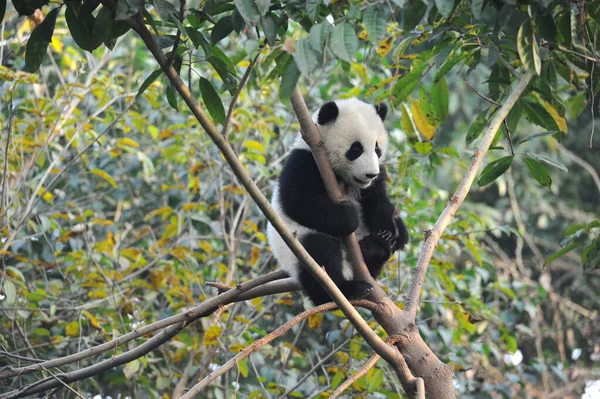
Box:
[314,98,389,189]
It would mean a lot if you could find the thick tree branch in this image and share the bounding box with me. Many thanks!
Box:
[404,71,534,318]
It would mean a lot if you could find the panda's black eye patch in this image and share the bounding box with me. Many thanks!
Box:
[346,141,363,161]
[375,142,382,158]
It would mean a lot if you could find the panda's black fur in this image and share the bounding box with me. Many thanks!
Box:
[267,98,409,305]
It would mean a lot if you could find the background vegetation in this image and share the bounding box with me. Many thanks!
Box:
[0,0,599,397]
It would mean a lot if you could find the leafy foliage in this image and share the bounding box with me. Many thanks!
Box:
[1,0,599,398]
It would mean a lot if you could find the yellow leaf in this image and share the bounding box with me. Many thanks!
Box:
[50,36,63,53]
[203,325,222,346]
[90,169,117,189]
[540,98,568,133]
[144,206,174,221]
[376,36,394,58]
[238,60,251,67]
[230,343,244,353]
[410,100,436,140]
[244,140,265,153]
[199,241,213,254]
[123,359,141,379]
[83,311,101,330]
[117,138,140,148]
[350,64,367,81]
[249,247,260,266]
[256,232,267,243]
[308,313,323,329]
[182,203,196,211]
[65,321,80,337]
[358,29,369,41]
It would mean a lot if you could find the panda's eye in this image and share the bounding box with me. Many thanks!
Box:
[346,141,363,161]
[375,142,382,158]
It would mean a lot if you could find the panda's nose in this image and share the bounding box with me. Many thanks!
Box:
[365,173,378,179]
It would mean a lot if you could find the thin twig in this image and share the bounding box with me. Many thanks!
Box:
[462,80,501,106]
[222,52,260,137]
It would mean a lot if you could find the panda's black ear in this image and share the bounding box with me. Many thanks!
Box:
[374,103,388,121]
[318,101,339,125]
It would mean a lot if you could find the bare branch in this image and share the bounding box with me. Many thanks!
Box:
[404,71,534,318]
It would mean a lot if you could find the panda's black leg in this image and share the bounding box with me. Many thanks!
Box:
[299,233,373,305]
[359,234,389,279]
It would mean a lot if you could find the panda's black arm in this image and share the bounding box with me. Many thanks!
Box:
[278,149,360,236]
[359,168,398,233]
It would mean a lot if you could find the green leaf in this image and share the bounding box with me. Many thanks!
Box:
[392,62,428,104]
[329,23,358,62]
[32,327,51,336]
[31,327,51,337]
[363,5,387,45]
[517,131,559,145]
[209,56,237,91]
[262,13,277,45]
[136,69,162,100]
[24,7,59,73]
[524,152,568,172]
[186,27,210,53]
[544,241,581,266]
[199,77,226,125]
[433,52,465,84]
[414,142,433,154]
[331,371,345,389]
[368,369,385,392]
[523,157,552,188]
[65,5,98,52]
[153,0,177,25]
[522,99,560,131]
[166,86,179,111]
[566,91,587,119]
[517,19,541,75]
[306,0,320,22]
[435,0,454,18]
[582,238,600,267]
[234,0,260,26]
[256,0,269,16]
[2,280,16,305]
[238,358,249,378]
[211,17,234,44]
[403,0,427,31]
[465,112,488,145]
[478,156,513,187]
[294,38,317,76]
[124,359,141,379]
[431,77,449,122]
[309,22,329,53]
[279,59,300,100]
[93,6,113,46]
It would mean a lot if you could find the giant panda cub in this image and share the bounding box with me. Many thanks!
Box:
[267,98,409,305]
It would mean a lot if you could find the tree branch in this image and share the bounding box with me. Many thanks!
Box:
[404,71,534,317]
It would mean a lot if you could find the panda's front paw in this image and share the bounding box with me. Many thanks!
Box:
[333,201,360,236]
[372,230,395,257]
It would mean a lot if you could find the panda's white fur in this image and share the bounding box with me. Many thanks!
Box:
[268,99,388,281]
